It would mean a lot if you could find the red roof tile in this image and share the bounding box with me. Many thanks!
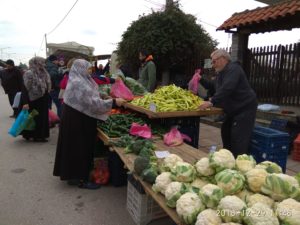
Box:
[217,0,300,31]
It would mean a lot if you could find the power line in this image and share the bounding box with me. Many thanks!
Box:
[47,0,79,35]
[197,19,218,28]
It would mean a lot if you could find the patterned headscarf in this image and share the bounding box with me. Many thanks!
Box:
[63,59,113,120]
[23,57,51,101]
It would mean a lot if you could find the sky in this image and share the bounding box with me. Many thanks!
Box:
[0,0,299,65]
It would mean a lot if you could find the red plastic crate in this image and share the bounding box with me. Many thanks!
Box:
[292,134,300,161]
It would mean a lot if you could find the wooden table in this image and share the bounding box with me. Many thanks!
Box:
[111,140,208,225]
[123,102,223,118]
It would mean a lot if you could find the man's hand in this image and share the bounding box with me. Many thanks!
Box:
[23,104,29,110]
[199,101,213,110]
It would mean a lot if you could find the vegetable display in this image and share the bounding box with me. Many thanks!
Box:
[130,84,203,112]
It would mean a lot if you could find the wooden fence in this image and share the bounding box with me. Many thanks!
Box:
[247,43,300,106]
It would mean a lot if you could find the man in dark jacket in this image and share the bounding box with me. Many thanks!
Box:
[0,59,23,117]
[46,55,63,118]
[199,49,257,157]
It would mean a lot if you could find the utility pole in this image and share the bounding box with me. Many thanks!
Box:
[45,33,48,58]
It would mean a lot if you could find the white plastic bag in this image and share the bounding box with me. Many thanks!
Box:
[12,92,21,108]
[257,104,280,112]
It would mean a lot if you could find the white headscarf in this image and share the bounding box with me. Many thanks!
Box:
[63,59,113,121]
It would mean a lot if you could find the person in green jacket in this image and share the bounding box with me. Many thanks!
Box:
[138,50,156,92]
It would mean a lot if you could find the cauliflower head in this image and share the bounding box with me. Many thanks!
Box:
[255,161,282,174]
[152,172,172,195]
[221,223,242,225]
[162,154,183,171]
[171,161,196,183]
[191,178,210,189]
[261,173,300,201]
[209,149,235,172]
[245,168,268,193]
[215,169,245,195]
[199,184,224,209]
[275,198,300,225]
[165,181,187,208]
[243,202,279,225]
[235,154,256,174]
[195,157,215,177]
[235,189,254,202]
[246,193,274,208]
[176,192,205,225]
[195,209,222,225]
[217,195,246,223]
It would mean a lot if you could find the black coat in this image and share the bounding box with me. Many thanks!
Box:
[0,67,23,94]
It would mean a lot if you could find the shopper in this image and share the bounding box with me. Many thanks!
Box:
[199,49,257,157]
[0,59,23,118]
[138,50,156,92]
[46,54,63,118]
[21,57,51,142]
[53,59,125,189]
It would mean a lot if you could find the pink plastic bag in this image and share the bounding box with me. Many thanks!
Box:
[49,109,60,126]
[110,79,134,100]
[188,69,201,94]
[129,122,152,139]
[163,127,191,147]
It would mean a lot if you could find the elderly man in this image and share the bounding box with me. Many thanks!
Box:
[199,49,257,157]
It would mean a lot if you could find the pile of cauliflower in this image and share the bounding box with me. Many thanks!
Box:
[150,150,300,225]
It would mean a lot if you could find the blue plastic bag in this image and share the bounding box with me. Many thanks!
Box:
[8,109,29,137]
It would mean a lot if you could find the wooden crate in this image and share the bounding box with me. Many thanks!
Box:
[123,102,223,118]
[97,128,119,145]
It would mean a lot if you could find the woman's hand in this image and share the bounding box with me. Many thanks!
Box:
[23,104,29,110]
[199,101,213,110]
[115,98,127,107]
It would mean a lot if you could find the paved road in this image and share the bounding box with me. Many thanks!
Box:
[0,87,173,225]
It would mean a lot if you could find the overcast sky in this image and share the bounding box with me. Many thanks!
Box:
[0,0,299,64]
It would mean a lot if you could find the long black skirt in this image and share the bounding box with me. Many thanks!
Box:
[21,93,49,140]
[53,104,97,181]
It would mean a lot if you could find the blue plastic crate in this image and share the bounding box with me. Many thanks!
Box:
[251,126,290,150]
[269,119,288,131]
[250,144,287,173]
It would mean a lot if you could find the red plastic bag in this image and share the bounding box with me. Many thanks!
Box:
[49,109,60,126]
[91,158,110,185]
[163,127,191,147]
[130,122,152,139]
[110,79,134,100]
[188,69,201,95]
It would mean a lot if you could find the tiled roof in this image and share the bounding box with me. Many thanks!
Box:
[217,0,300,31]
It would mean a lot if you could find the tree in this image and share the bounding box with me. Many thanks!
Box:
[117,1,217,82]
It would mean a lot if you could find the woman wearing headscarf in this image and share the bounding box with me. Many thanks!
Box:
[21,56,51,142]
[53,59,125,189]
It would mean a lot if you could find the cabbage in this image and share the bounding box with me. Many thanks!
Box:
[246,193,274,208]
[171,161,196,183]
[195,209,222,225]
[235,154,256,173]
[215,169,245,195]
[124,77,148,96]
[275,198,300,225]
[195,157,215,177]
[217,195,246,223]
[261,173,300,201]
[199,184,224,209]
[243,203,279,225]
[165,181,188,208]
[176,192,205,225]
[245,168,268,193]
[209,149,235,172]
[255,161,282,174]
